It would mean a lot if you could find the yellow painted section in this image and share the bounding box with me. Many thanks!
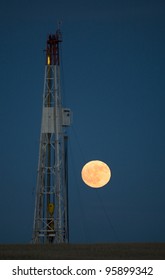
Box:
[47,55,50,65]
[48,203,54,215]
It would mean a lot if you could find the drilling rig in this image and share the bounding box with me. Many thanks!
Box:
[32,28,71,244]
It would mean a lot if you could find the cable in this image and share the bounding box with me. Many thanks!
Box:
[95,189,120,242]
[71,125,87,163]
[68,138,90,243]
[70,124,120,243]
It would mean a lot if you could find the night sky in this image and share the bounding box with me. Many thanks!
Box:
[0,0,165,244]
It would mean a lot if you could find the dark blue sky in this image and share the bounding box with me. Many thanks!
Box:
[0,0,165,243]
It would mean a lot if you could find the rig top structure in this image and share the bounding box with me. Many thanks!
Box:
[46,29,62,65]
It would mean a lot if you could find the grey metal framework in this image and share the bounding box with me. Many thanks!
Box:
[32,29,71,243]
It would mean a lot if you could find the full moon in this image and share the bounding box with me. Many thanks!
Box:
[81,160,111,188]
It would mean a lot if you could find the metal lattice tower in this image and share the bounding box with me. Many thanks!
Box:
[32,29,71,244]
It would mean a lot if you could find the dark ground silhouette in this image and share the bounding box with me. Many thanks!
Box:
[0,243,165,259]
